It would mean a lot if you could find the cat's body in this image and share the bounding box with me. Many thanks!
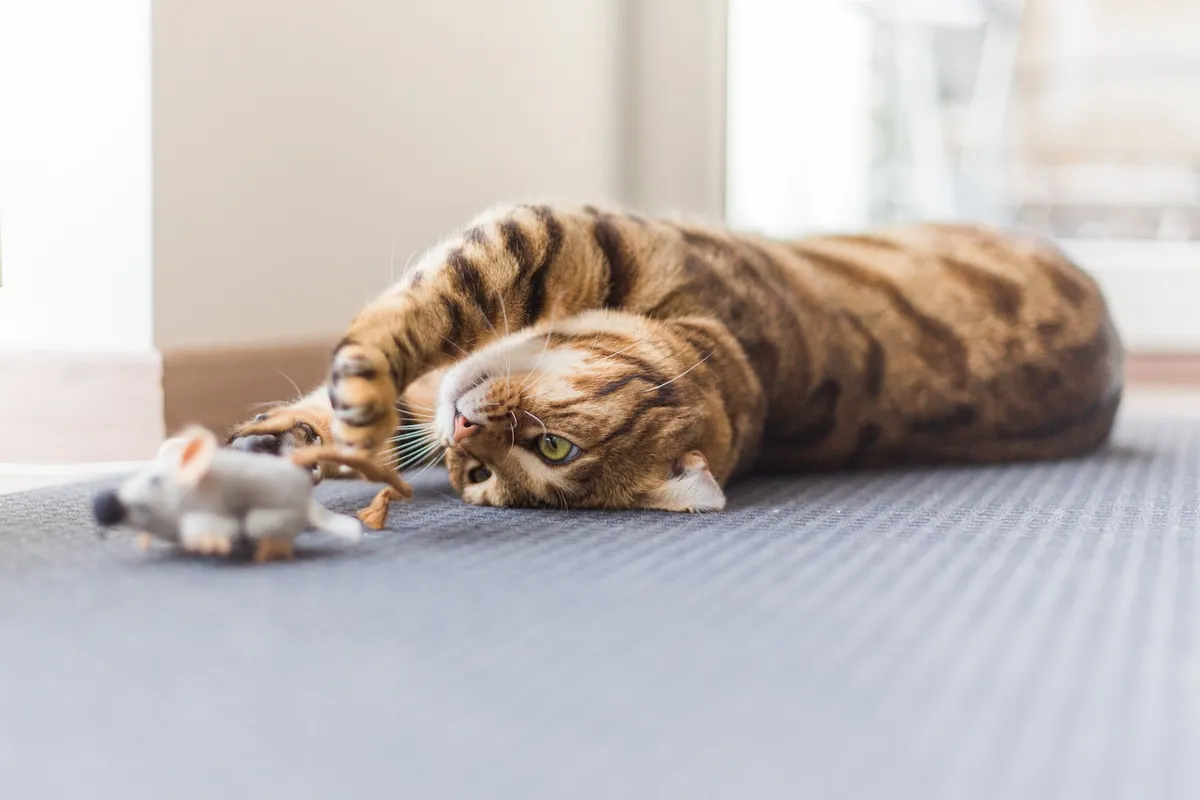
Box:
[227,204,1123,511]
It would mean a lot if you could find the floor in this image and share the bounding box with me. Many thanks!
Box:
[2,396,1197,799]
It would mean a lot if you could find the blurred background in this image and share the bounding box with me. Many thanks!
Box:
[0,0,1196,463]
[727,0,1200,355]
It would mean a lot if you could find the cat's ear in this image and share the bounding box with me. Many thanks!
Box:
[175,426,219,487]
[641,451,726,513]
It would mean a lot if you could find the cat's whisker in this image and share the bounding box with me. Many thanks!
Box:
[442,336,470,357]
[399,441,442,466]
[589,333,652,368]
[393,430,438,449]
[392,439,442,460]
[521,409,549,438]
[408,445,447,480]
[495,289,513,380]
[396,441,444,470]
[391,431,434,443]
[393,419,436,429]
[401,245,423,278]
[273,369,305,402]
[641,351,713,392]
[508,410,518,447]
[391,428,435,440]
[471,287,498,339]
[498,289,512,339]
[399,401,438,415]
[391,433,436,447]
[518,367,556,397]
[392,419,436,431]
[247,399,287,412]
[390,441,433,454]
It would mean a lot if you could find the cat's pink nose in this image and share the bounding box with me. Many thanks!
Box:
[453,413,478,443]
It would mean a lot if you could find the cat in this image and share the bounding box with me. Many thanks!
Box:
[225,203,1123,512]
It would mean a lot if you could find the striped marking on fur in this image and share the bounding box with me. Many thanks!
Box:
[592,214,636,309]
[799,247,970,387]
[525,206,564,324]
[784,378,842,448]
[840,312,886,398]
[940,255,1024,321]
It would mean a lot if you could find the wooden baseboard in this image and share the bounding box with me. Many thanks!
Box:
[1125,353,1200,387]
[162,340,332,438]
[0,350,165,464]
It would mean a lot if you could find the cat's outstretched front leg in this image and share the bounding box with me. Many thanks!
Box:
[325,204,620,462]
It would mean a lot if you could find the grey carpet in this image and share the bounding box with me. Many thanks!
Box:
[1,410,1198,800]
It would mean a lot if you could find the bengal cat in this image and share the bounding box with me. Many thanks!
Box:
[226,204,1123,512]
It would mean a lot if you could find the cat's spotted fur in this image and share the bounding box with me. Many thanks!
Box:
[227,204,1123,511]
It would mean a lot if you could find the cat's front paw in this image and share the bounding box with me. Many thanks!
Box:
[329,344,398,458]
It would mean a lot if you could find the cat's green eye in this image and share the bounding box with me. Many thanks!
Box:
[535,433,580,464]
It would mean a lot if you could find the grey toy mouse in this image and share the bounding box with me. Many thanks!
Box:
[92,425,362,561]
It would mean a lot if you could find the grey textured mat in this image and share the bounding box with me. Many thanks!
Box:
[1,411,1198,799]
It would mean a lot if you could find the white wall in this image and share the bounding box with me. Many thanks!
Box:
[725,0,872,237]
[153,0,625,350]
[0,0,153,352]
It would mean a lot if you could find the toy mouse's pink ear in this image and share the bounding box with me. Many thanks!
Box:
[175,426,219,487]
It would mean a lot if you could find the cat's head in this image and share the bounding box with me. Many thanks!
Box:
[437,310,727,512]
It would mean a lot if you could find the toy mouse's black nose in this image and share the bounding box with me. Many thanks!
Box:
[229,433,282,455]
[92,490,126,527]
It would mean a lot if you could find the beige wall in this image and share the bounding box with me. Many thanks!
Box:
[624,0,727,221]
[153,0,625,350]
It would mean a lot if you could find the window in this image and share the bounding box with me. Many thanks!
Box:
[725,0,1200,350]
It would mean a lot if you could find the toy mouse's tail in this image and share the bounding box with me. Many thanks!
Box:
[307,499,363,541]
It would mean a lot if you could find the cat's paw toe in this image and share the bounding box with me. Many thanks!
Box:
[329,345,397,454]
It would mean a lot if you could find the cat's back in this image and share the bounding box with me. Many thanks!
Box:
[752,221,1124,469]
